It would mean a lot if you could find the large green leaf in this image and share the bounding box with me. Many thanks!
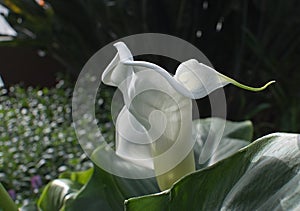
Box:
[125,133,300,210]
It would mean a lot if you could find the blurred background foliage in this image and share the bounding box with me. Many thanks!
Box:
[0,0,299,205]
[0,0,299,137]
[0,0,300,137]
[0,75,113,205]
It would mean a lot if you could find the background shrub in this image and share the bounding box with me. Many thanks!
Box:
[0,75,113,205]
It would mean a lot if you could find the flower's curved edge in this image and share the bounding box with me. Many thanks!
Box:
[108,41,275,99]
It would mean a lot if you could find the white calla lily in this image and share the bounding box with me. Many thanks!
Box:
[0,75,4,88]
[102,42,274,190]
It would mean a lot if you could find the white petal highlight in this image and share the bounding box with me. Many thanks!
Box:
[175,59,230,98]
[101,42,134,86]
[113,42,134,62]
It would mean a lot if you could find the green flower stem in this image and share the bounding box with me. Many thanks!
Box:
[0,183,18,211]
[220,73,276,92]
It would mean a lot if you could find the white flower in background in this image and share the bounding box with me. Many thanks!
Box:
[0,75,4,87]
[0,5,17,41]
[102,42,274,190]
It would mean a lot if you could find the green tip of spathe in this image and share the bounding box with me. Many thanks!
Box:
[257,80,276,91]
[233,80,276,92]
[221,73,276,92]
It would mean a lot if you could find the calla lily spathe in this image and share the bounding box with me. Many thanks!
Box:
[0,75,4,88]
[102,42,274,190]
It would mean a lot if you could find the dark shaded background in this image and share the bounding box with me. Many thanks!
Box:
[0,0,299,138]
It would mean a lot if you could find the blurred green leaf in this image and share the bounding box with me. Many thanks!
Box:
[19,202,38,211]
[38,179,82,211]
[59,168,93,186]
